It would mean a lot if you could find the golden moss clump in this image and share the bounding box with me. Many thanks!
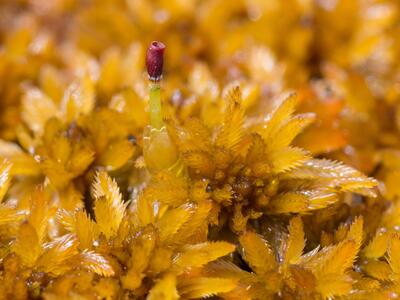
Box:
[1,0,400,299]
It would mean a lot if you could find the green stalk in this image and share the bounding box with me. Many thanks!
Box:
[149,82,163,129]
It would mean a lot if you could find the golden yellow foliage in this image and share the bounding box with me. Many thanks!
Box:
[239,231,276,274]
[175,242,235,269]
[148,274,179,300]
[363,229,389,259]
[178,277,238,299]
[283,216,305,266]
[0,0,398,298]
[92,171,127,239]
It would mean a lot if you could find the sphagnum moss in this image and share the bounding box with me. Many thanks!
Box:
[0,1,400,299]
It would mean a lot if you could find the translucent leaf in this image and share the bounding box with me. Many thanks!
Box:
[175,241,235,269]
[347,216,364,247]
[58,209,97,250]
[275,187,338,212]
[0,140,40,176]
[74,210,98,250]
[171,119,213,153]
[267,113,315,152]
[178,277,237,298]
[22,88,59,134]
[97,139,135,171]
[68,146,95,176]
[41,137,94,189]
[267,192,308,214]
[0,205,25,225]
[215,86,244,154]
[298,246,321,266]
[387,234,400,274]
[260,93,298,142]
[333,221,352,244]
[49,136,71,165]
[28,187,55,243]
[80,250,115,277]
[36,234,79,276]
[284,216,305,266]
[239,231,276,274]
[173,200,213,245]
[110,88,148,127]
[39,65,65,104]
[0,159,12,202]
[9,153,41,176]
[363,230,389,259]
[56,209,75,232]
[362,260,391,281]
[205,260,255,280]
[92,171,127,239]
[61,75,95,122]
[246,134,266,165]
[183,150,215,177]
[147,274,179,300]
[315,274,352,298]
[144,171,189,206]
[308,239,359,277]
[157,204,193,243]
[283,159,377,197]
[135,190,156,227]
[268,147,310,174]
[304,189,338,211]
[42,159,74,189]
[98,48,121,97]
[206,260,271,297]
[289,265,316,290]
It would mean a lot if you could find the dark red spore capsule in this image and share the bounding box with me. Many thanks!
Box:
[146,41,165,82]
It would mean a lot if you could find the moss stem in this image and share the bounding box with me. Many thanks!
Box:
[149,82,163,129]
